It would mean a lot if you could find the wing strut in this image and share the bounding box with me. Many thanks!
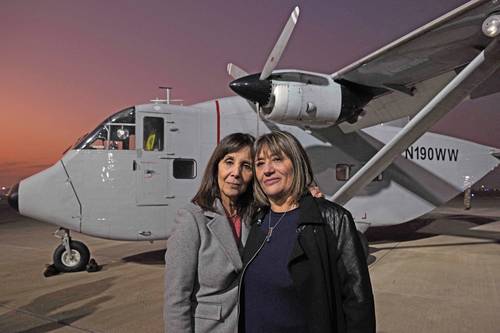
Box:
[332,38,500,205]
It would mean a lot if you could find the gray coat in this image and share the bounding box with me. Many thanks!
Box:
[164,201,249,333]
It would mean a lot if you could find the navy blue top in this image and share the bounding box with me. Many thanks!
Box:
[242,208,307,333]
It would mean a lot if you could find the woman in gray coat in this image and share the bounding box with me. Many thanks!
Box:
[164,133,255,333]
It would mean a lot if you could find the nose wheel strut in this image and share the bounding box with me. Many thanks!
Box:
[53,228,90,272]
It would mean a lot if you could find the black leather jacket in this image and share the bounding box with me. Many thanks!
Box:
[241,194,375,333]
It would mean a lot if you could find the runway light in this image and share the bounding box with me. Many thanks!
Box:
[482,14,500,37]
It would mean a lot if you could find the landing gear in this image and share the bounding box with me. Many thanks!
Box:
[53,228,90,272]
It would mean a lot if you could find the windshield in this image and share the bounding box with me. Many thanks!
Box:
[74,107,136,150]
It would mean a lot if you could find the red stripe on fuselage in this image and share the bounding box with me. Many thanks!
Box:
[215,100,221,144]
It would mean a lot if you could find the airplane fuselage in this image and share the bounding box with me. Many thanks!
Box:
[15,96,499,240]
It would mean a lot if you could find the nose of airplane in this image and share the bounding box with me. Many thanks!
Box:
[7,183,19,212]
[229,73,272,106]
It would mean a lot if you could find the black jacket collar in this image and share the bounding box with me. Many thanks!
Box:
[298,193,325,225]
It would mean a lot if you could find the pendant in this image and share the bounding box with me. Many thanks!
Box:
[266,227,273,242]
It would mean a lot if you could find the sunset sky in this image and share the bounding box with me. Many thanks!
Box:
[1,0,499,187]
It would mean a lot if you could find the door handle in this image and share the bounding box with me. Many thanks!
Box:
[133,160,137,171]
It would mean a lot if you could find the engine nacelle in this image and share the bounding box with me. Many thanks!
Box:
[261,82,343,128]
[229,70,374,128]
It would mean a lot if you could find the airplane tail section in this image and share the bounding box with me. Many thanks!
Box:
[344,125,500,227]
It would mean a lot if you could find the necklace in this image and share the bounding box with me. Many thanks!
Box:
[266,211,288,243]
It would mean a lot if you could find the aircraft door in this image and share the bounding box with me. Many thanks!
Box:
[160,110,201,217]
[135,113,170,205]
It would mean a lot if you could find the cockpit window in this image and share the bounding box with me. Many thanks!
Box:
[75,107,136,150]
[109,107,135,124]
[270,72,329,86]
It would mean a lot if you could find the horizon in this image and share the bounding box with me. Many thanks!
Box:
[1,0,499,187]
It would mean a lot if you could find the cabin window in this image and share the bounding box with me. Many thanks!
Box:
[336,164,351,181]
[143,117,164,151]
[173,159,197,179]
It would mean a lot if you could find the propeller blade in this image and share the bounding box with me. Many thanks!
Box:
[227,63,248,79]
[259,6,300,80]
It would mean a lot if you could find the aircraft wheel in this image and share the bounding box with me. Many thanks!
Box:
[358,231,369,259]
[53,240,90,272]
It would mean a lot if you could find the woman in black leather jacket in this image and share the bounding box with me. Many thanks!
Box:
[239,130,375,333]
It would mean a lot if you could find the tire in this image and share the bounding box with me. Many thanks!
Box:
[358,231,369,259]
[53,240,90,272]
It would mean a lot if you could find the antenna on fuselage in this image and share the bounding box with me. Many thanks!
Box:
[150,86,184,105]
[160,86,173,104]
[160,86,184,105]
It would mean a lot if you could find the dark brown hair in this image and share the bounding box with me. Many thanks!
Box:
[192,133,255,218]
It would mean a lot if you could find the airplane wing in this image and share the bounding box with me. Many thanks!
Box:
[332,0,500,133]
[327,0,500,205]
[330,36,500,205]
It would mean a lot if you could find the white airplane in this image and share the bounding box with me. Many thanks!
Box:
[7,0,500,272]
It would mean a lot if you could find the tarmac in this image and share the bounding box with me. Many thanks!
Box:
[0,195,499,333]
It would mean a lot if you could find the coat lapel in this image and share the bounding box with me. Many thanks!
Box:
[289,194,325,264]
[204,206,242,271]
[241,220,251,247]
[241,216,267,265]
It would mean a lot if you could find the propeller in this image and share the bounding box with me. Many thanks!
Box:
[227,63,248,79]
[228,6,300,135]
[260,6,300,80]
[229,6,300,105]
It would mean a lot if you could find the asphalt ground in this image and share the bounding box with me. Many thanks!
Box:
[0,195,499,333]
